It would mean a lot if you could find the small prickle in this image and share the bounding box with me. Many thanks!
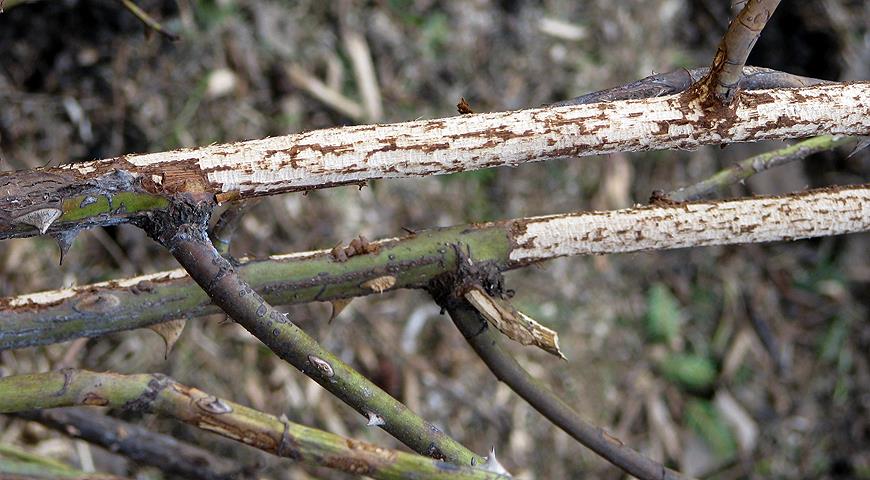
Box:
[482,447,511,476]
[15,208,62,234]
[52,229,79,265]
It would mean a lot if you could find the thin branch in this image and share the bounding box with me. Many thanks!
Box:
[435,298,685,480]
[551,66,829,107]
[143,201,482,466]
[3,184,868,350]
[209,199,259,255]
[117,0,179,41]
[2,81,867,241]
[0,370,503,480]
[664,135,853,202]
[14,408,246,480]
[0,0,41,12]
[701,0,782,104]
[0,442,127,479]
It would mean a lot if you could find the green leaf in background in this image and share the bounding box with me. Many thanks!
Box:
[661,353,717,392]
[819,316,848,363]
[685,398,737,461]
[646,283,683,346]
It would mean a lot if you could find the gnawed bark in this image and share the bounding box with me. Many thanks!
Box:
[508,184,869,263]
[1,82,868,241]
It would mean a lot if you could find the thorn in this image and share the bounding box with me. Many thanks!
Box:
[848,136,870,158]
[52,229,79,265]
[329,298,353,323]
[148,319,187,359]
[15,208,62,234]
[457,97,474,114]
[482,446,511,475]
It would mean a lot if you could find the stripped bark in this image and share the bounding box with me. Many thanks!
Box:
[3,184,867,350]
[508,184,870,263]
[1,82,868,241]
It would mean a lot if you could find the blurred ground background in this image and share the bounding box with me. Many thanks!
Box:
[0,0,869,478]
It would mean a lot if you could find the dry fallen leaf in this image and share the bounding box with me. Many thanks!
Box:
[464,286,566,359]
[148,319,187,359]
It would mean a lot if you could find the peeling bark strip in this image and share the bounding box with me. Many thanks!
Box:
[2,185,867,350]
[509,185,870,263]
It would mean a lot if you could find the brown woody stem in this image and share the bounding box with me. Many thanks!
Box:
[13,408,245,480]
[209,199,260,255]
[117,0,179,40]
[438,299,686,480]
[701,0,782,104]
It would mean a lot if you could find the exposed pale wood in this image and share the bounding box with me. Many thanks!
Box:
[508,185,869,263]
[2,82,867,241]
[55,83,870,199]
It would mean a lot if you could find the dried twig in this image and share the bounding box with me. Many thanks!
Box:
[342,28,383,122]
[117,0,179,41]
[285,64,366,121]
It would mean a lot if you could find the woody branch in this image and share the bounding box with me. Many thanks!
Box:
[0,80,867,241]
[3,184,867,350]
